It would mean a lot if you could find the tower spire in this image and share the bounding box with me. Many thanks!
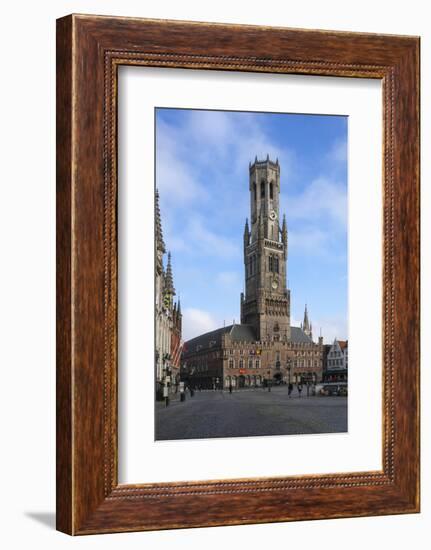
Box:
[165,252,175,295]
[303,304,309,329]
[302,304,313,340]
[243,218,250,247]
[155,189,166,253]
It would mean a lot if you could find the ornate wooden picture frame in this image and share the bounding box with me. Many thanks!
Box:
[56,14,420,535]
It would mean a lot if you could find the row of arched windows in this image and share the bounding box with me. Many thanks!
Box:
[228,358,261,369]
[252,181,274,201]
[293,360,321,368]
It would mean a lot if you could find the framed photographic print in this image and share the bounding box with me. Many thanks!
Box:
[56,14,420,534]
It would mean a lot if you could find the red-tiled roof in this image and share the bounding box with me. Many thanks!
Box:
[338,340,348,350]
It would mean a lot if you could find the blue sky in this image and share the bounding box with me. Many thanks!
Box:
[156,108,348,343]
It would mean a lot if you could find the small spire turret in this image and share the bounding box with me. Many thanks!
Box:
[165,252,175,295]
[155,189,166,253]
[302,304,313,341]
[281,213,288,253]
[243,218,250,247]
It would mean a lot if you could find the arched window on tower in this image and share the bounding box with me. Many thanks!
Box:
[260,181,265,198]
[270,181,273,199]
[274,256,279,273]
[253,182,256,202]
[269,255,273,272]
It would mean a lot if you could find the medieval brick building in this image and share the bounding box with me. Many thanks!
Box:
[182,157,323,389]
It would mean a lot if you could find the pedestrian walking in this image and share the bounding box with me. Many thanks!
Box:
[288,382,293,398]
[297,383,303,398]
[229,383,233,394]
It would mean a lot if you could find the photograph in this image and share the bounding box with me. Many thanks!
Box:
[154,107,348,440]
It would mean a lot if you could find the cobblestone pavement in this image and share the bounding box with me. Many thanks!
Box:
[155,386,347,440]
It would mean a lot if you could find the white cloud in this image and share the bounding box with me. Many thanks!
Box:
[291,315,347,343]
[328,138,348,164]
[156,119,208,205]
[182,308,220,340]
[187,217,239,258]
[312,316,348,343]
[289,227,329,253]
[164,214,240,259]
[187,110,233,149]
[287,177,347,230]
[216,271,240,286]
[291,317,302,328]
[157,111,294,196]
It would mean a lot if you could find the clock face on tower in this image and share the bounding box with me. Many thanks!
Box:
[272,279,279,290]
[269,210,277,221]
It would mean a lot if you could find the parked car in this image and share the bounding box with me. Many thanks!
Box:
[316,383,348,396]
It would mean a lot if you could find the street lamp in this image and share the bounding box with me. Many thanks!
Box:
[162,353,171,407]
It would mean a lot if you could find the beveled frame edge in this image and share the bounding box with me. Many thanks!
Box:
[56,14,420,535]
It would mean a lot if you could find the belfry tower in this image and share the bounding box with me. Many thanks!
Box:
[240,156,291,341]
